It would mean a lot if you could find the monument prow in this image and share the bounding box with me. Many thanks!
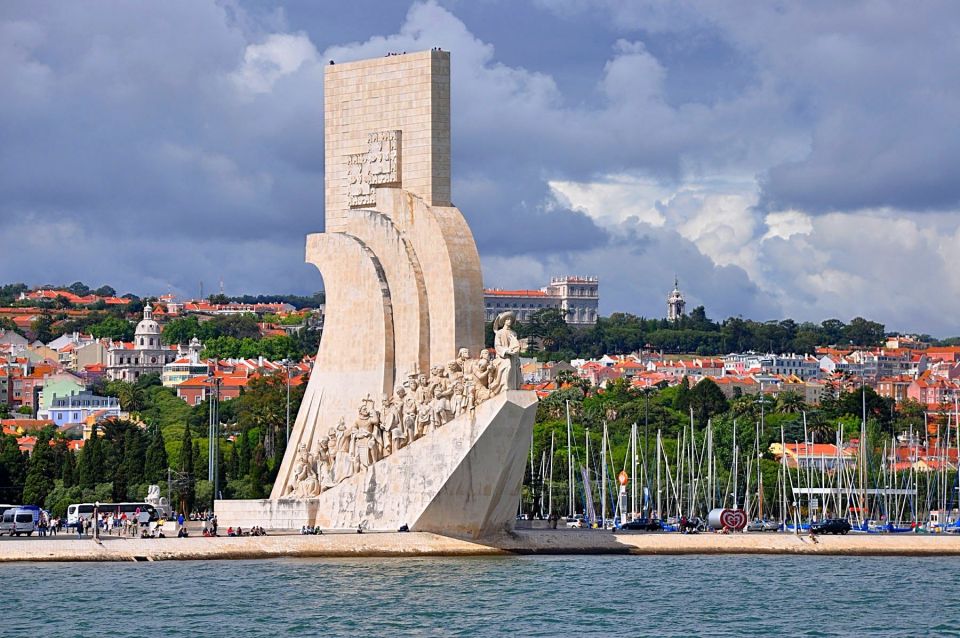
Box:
[216,50,537,537]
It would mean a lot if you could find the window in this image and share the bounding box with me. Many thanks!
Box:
[139,338,144,346]
[149,338,154,346]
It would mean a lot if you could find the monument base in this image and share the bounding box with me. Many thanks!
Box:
[216,390,537,539]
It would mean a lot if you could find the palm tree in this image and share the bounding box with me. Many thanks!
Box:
[775,391,805,414]
[806,412,835,443]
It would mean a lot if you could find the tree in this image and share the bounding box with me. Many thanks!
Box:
[844,317,885,347]
[78,426,104,489]
[144,426,168,483]
[673,376,691,413]
[61,447,77,487]
[103,380,146,412]
[177,425,195,512]
[122,428,146,487]
[30,314,54,344]
[94,285,116,297]
[22,431,56,505]
[162,316,201,345]
[88,316,134,341]
[67,281,91,296]
[248,442,267,499]
[775,391,805,414]
[53,295,73,310]
[0,434,28,502]
[688,378,729,427]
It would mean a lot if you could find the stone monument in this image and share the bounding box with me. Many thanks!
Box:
[215,50,538,538]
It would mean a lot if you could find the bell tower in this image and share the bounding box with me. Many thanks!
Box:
[667,277,686,322]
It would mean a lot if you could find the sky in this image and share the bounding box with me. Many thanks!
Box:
[2,1,959,335]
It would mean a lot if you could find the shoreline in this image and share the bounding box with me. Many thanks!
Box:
[3,530,960,562]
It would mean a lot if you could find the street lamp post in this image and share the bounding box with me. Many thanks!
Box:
[93,501,100,540]
[208,376,221,509]
[284,359,292,445]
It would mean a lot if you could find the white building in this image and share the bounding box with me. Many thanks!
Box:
[39,390,120,427]
[106,305,177,382]
[161,337,209,387]
[484,276,599,325]
[667,278,686,322]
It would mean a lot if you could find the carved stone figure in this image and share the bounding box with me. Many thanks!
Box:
[456,348,473,377]
[402,380,419,444]
[471,353,494,404]
[292,443,320,498]
[316,433,336,490]
[333,418,353,482]
[387,386,407,452]
[430,383,454,429]
[352,397,380,472]
[493,311,522,392]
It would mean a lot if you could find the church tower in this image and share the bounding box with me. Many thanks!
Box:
[667,278,685,322]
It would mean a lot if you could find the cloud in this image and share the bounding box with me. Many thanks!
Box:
[1,0,959,336]
[231,32,318,95]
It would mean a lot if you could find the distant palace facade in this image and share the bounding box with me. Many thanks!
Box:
[484,276,599,326]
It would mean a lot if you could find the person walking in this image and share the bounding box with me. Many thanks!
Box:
[177,512,185,533]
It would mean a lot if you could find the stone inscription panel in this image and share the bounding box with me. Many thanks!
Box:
[348,130,402,207]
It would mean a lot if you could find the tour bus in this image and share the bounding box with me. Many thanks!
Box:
[67,502,159,528]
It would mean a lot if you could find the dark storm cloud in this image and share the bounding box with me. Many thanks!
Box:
[542,0,960,214]
[2,0,959,332]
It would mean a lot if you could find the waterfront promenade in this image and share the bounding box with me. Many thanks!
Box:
[4,530,960,562]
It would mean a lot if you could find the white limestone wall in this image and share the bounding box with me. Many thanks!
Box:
[223,391,537,538]
[324,50,451,230]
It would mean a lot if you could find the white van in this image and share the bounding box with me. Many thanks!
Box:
[0,509,14,536]
[6,508,37,536]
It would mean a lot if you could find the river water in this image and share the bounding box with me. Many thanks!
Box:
[3,555,958,637]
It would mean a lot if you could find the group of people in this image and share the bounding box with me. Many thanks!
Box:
[76,511,145,538]
[287,313,522,498]
[34,514,62,536]
[225,526,266,537]
[299,525,324,535]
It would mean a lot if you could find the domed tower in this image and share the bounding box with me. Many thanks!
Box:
[135,304,162,349]
[667,278,685,322]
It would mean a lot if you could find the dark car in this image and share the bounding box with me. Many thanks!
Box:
[621,518,663,532]
[810,518,851,535]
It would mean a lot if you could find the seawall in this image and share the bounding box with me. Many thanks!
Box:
[3,531,960,562]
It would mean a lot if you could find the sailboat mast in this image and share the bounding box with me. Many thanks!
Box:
[689,407,695,518]
[733,419,738,510]
[656,429,662,520]
[601,422,608,526]
[548,431,555,518]
[566,400,573,517]
[757,419,763,521]
[708,419,715,511]
[585,427,592,524]
[631,422,637,520]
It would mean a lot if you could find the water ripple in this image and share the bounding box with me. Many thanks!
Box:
[1,555,958,637]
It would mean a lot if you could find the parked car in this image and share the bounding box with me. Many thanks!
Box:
[746,519,780,532]
[565,516,587,528]
[621,518,663,531]
[811,518,851,535]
